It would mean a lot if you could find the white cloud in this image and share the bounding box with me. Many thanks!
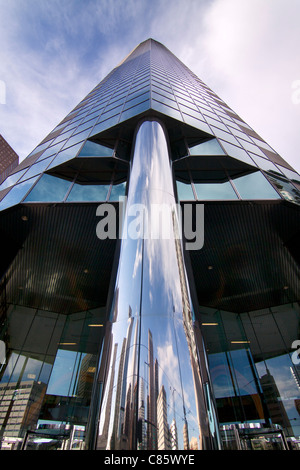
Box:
[0,0,299,173]
[191,0,300,172]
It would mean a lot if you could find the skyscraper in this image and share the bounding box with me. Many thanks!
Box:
[0,38,300,451]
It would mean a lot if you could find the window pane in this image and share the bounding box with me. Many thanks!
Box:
[194,181,238,200]
[267,174,300,204]
[48,142,83,169]
[109,182,126,201]
[189,138,225,156]
[78,140,114,157]
[46,349,79,396]
[19,156,54,181]
[120,100,150,122]
[279,167,300,185]
[24,174,72,202]
[176,181,195,200]
[231,171,280,199]
[0,169,27,191]
[0,176,39,210]
[249,154,283,175]
[66,183,110,202]
[220,141,255,165]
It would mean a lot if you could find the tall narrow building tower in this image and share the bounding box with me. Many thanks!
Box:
[0,39,299,451]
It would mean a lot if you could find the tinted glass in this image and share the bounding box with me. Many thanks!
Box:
[48,142,83,169]
[189,138,225,156]
[0,176,39,210]
[176,181,195,200]
[108,182,126,201]
[78,140,113,157]
[231,171,280,199]
[24,174,72,202]
[194,181,238,200]
[66,183,110,202]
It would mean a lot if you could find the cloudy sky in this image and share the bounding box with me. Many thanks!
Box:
[0,0,299,172]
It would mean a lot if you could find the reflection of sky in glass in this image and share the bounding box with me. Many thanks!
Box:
[194,181,238,200]
[232,171,280,199]
[25,174,72,202]
[78,140,113,157]
[67,183,109,201]
[176,181,194,200]
[0,352,51,386]
[47,349,85,397]
[256,354,300,435]
[109,182,126,201]
[1,176,39,209]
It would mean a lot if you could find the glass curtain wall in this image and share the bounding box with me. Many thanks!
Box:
[0,304,105,450]
[199,302,300,447]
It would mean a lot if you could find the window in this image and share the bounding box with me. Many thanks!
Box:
[66,182,110,202]
[194,181,238,200]
[78,140,114,157]
[230,171,280,200]
[0,176,39,209]
[24,174,72,202]
[189,138,225,156]
[176,181,195,200]
[109,182,126,201]
[48,142,83,169]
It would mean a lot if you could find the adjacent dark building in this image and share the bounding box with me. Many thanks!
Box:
[0,39,300,451]
[0,135,19,184]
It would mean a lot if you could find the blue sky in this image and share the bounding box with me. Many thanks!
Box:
[1,0,300,172]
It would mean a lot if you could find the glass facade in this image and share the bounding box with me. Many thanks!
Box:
[0,39,300,451]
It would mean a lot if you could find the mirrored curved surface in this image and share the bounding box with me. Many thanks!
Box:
[95,120,220,450]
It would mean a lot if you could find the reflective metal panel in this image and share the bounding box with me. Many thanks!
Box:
[96,120,220,450]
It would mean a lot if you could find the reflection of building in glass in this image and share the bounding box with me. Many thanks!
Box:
[260,368,291,433]
[183,420,190,450]
[291,367,300,390]
[157,385,171,450]
[170,418,178,450]
[97,343,117,450]
[0,381,46,441]
[137,378,146,450]
[0,38,300,451]
[76,354,97,398]
[147,329,157,449]
[190,436,199,450]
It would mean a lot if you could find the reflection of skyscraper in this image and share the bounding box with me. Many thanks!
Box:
[97,343,117,450]
[137,378,146,449]
[147,329,157,449]
[76,354,97,398]
[0,380,46,442]
[260,368,291,432]
[190,436,199,450]
[170,418,178,450]
[154,359,159,407]
[110,338,126,449]
[157,385,171,450]
[111,310,134,449]
[290,366,300,390]
[183,420,189,450]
